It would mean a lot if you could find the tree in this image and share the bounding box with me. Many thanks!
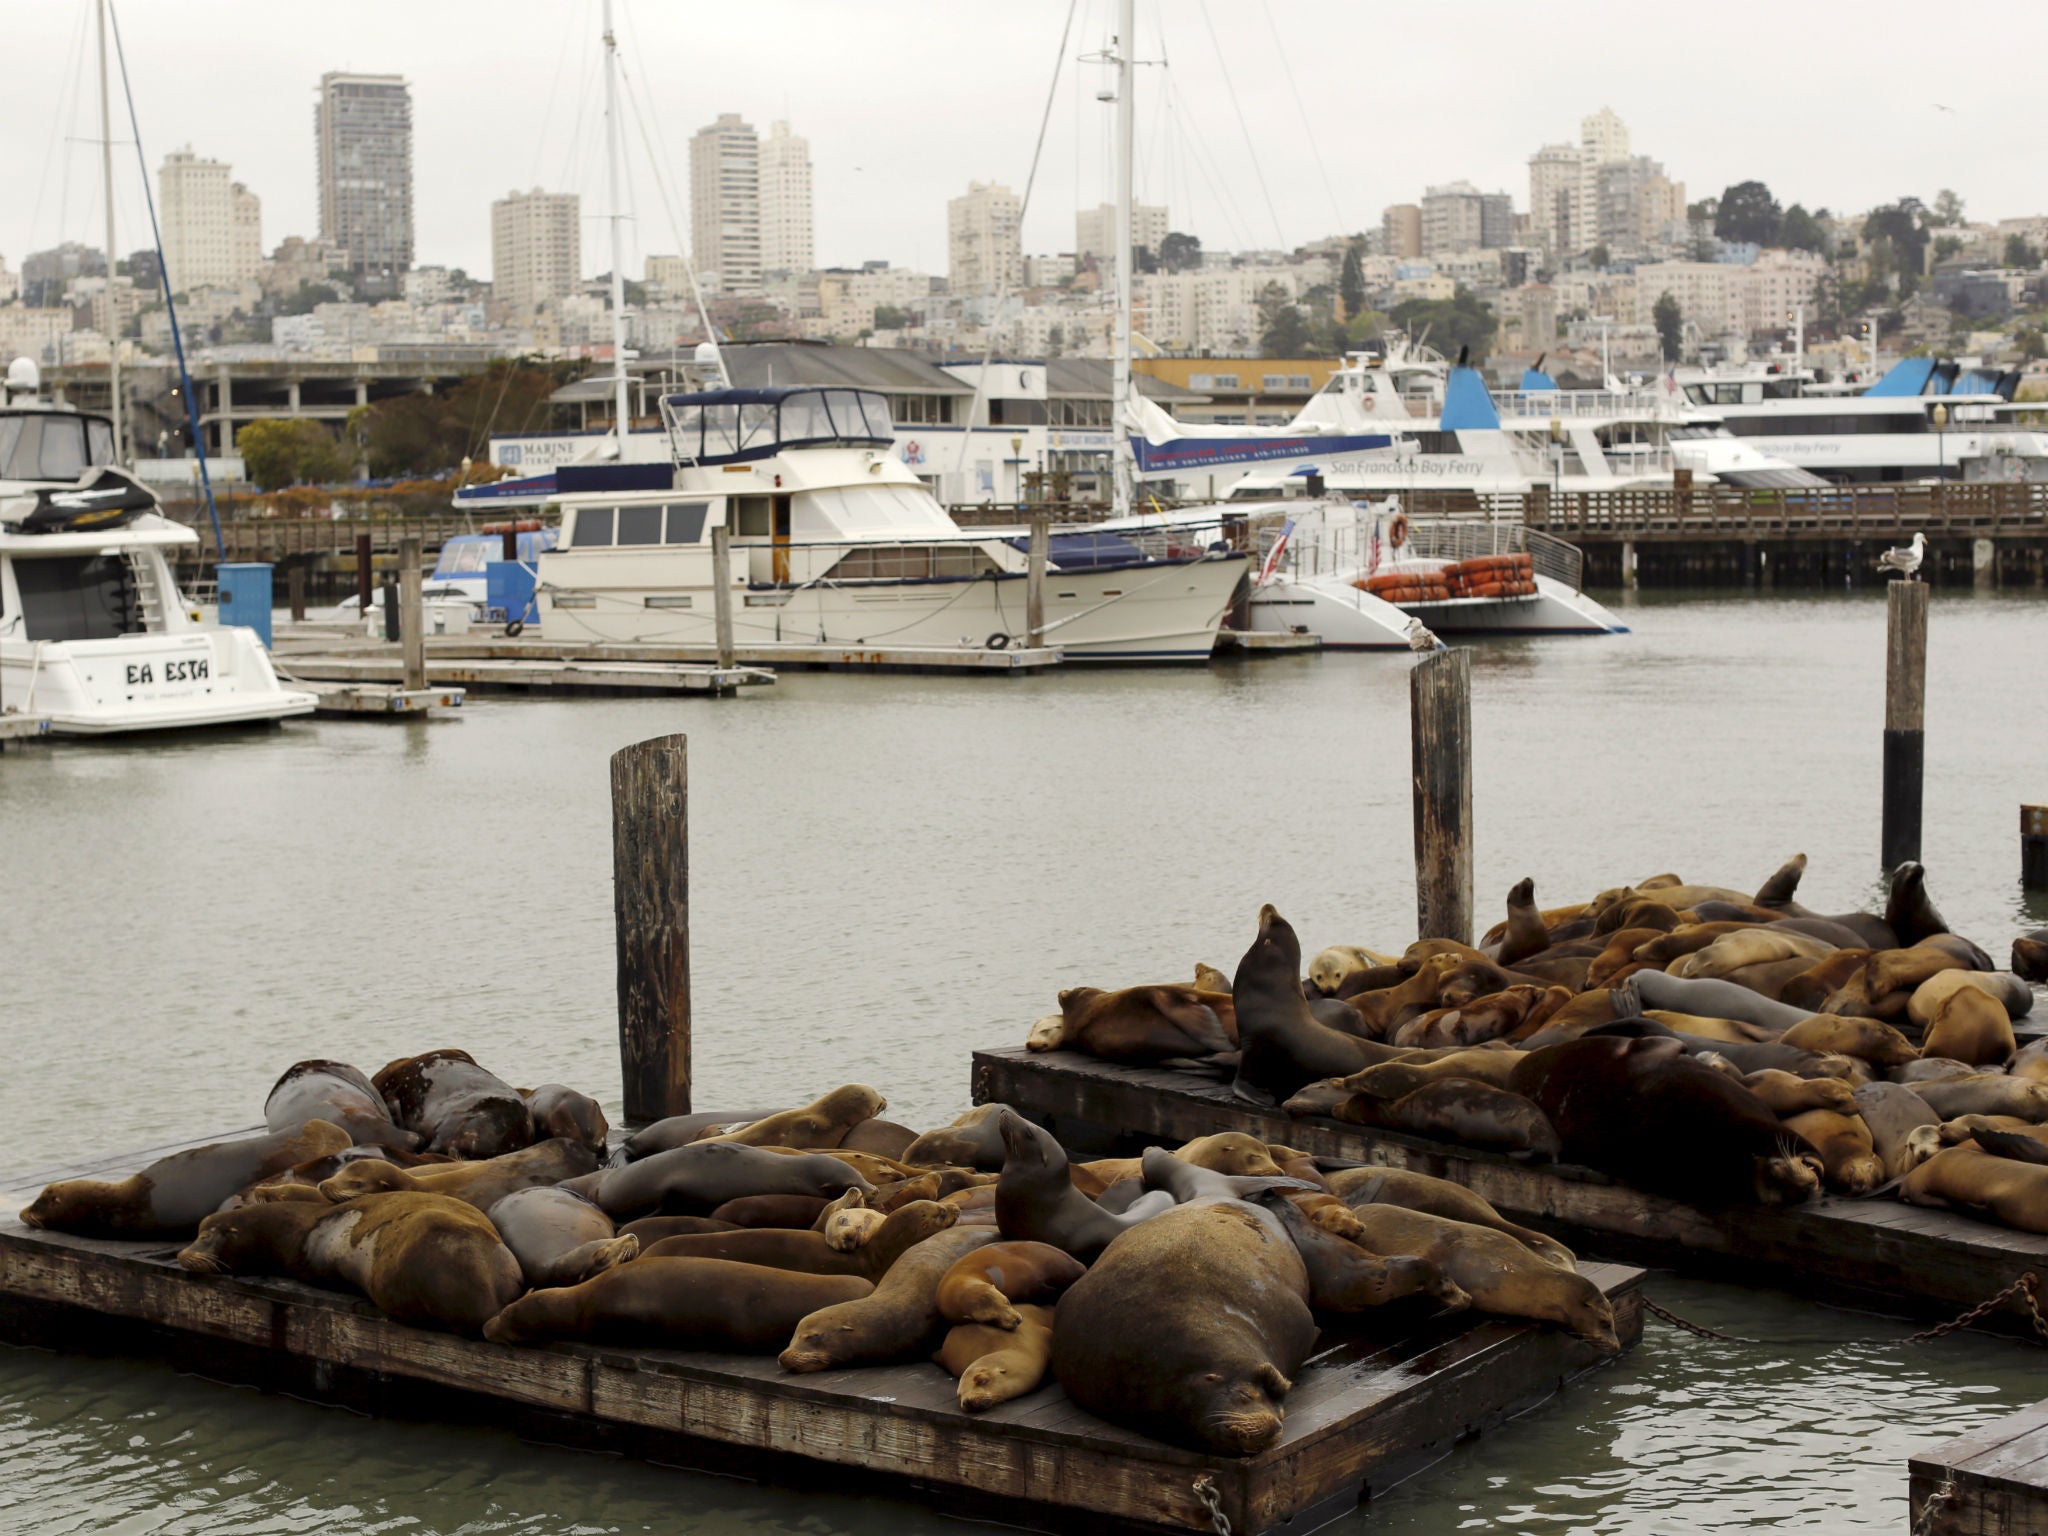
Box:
[277,281,341,317]
[1779,204,1828,254]
[352,359,584,478]
[1933,189,1966,227]
[1132,245,1159,276]
[1715,180,1783,246]
[1687,197,1720,225]
[1339,239,1367,319]
[872,304,911,331]
[1257,282,1314,357]
[1865,199,1932,297]
[1652,292,1683,362]
[238,418,355,490]
[1158,231,1203,274]
[2017,326,2046,361]
[1387,285,1497,361]
[1932,235,1964,264]
[1587,244,1610,270]
[2006,234,2042,269]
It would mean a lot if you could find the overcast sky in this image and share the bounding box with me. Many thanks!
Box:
[4,0,2033,286]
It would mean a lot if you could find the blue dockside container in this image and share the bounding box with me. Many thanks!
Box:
[216,562,274,648]
[485,560,539,629]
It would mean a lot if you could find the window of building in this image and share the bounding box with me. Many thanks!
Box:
[988,398,1047,426]
[1262,374,1287,389]
[1189,373,1213,389]
[1287,375,1312,390]
[1213,374,1241,389]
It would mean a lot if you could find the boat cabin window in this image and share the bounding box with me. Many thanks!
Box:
[568,501,713,548]
[733,495,773,538]
[13,554,138,641]
[0,413,115,480]
[662,387,894,464]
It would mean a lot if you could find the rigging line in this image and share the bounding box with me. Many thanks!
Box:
[1163,68,1251,251]
[614,57,726,382]
[554,30,598,193]
[105,0,221,560]
[1196,0,1285,249]
[28,6,90,271]
[952,0,1079,483]
[1261,0,1345,235]
[526,0,583,189]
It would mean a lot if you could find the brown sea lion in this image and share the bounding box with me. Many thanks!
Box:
[710,1193,833,1229]
[1261,1192,1469,1313]
[640,1198,959,1278]
[1914,1075,2048,1122]
[2015,930,2048,984]
[1323,1165,1576,1270]
[1583,927,1674,990]
[901,1105,1010,1170]
[1673,929,1836,980]
[1865,944,1971,998]
[1335,1079,1561,1159]
[561,1140,872,1219]
[1495,878,1552,966]
[701,1084,886,1149]
[1235,906,1391,1102]
[1778,1014,1919,1067]
[1852,1082,1943,1181]
[992,1111,1171,1260]
[180,1191,522,1334]
[1780,1109,1882,1195]
[814,1189,883,1251]
[1281,1080,1353,1119]
[617,1214,738,1244]
[1173,1132,1287,1177]
[1340,1049,1527,1098]
[1901,1141,2048,1233]
[1780,950,1877,1011]
[1920,988,2014,1068]
[1042,985,1236,1066]
[1742,1069,1858,1118]
[2009,1040,2048,1086]
[935,1240,1086,1328]
[1641,1009,1776,1045]
[20,1120,353,1237]
[1052,1201,1316,1456]
[373,1050,532,1160]
[936,1305,1057,1410]
[1515,988,1621,1043]
[779,1226,1000,1372]
[265,1062,420,1153]
[486,1186,637,1288]
[838,1119,919,1160]
[1343,953,1462,1037]
[620,1107,785,1161]
[483,1258,871,1349]
[1392,986,1563,1050]
[522,1085,610,1153]
[1594,898,1688,936]
[1908,970,2035,1025]
[316,1138,597,1211]
[870,1168,994,1211]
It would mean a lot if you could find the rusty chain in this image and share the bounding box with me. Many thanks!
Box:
[1642,1271,2048,1350]
[1910,1476,1956,1536]
[1192,1474,1232,1536]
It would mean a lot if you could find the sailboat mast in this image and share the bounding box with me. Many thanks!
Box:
[601,0,631,451]
[1110,0,1134,518]
[96,0,124,464]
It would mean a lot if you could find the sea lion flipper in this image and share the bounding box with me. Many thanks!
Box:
[1754,853,1807,908]
[1971,1129,2048,1166]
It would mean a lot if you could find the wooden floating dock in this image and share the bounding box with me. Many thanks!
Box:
[0,712,53,743]
[1911,1396,2048,1536]
[301,680,467,717]
[276,632,1058,677]
[1215,628,1322,656]
[0,1150,1639,1536]
[973,1047,2048,1334]
[277,648,776,698]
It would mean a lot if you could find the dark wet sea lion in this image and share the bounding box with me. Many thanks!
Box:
[179,1190,523,1334]
[1885,861,1956,949]
[709,1193,832,1228]
[316,1138,598,1210]
[1510,1036,1822,1205]
[561,1140,873,1219]
[1323,1165,1576,1269]
[1586,1019,1860,1082]
[1136,1145,1315,1209]
[1260,1191,1468,1313]
[992,1111,1171,1260]
[1496,877,1552,966]
[1235,905,1387,1101]
[522,1084,609,1153]
[640,1199,958,1279]
[487,1186,637,1288]
[1914,1075,2048,1122]
[621,1108,785,1161]
[373,1050,532,1160]
[2015,930,2048,984]
[617,1213,738,1244]
[266,1062,420,1152]
[779,1226,1000,1371]
[902,1104,1011,1170]
[20,1121,354,1237]
[1619,971,1815,1034]
[934,1241,1086,1328]
[484,1258,871,1349]
[1052,1202,1317,1456]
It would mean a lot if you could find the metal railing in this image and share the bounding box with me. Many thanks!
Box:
[1248,512,1585,592]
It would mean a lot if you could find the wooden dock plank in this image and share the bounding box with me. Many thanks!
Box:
[1911,1398,2048,1536]
[973,1047,2048,1331]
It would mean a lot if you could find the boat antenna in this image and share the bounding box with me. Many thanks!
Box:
[602,0,632,453]
[1110,0,1135,519]
[105,1,223,561]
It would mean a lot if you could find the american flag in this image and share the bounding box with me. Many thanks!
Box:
[1257,519,1297,585]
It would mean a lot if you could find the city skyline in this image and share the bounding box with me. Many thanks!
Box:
[1,0,2035,285]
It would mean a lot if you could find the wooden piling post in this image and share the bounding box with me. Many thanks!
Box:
[355,532,373,614]
[502,528,519,564]
[381,576,400,642]
[398,536,426,691]
[1410,648,1473,944]
[1026,515,1049,647]
[2023,804,2048,890]
[710,524,737,670]
[286,565,306,622]
[611,734,691,1123]
[1882,579,1928,870]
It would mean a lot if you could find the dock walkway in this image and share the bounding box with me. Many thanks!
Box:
[1911,1397,2048,1536]
[974,1047,2048,1334]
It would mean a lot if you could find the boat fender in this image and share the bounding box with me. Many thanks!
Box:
[1387,513,1409,550]
[986,632,1012,651]
[504,620,525,638]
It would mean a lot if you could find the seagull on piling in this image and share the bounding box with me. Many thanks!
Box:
[1876,531,1926,580]
[1405,617,1446,652]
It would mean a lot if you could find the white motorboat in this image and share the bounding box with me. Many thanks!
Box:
[532,385,1247,662]
[0,362,315,734]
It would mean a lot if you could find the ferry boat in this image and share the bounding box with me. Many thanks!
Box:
[0,359,315,734]
[532,385,1247,662]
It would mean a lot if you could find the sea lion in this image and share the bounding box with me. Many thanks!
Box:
[487,1186,637,1288]
[1322,1165,1576,1270]
[935,1305,1057,1410]
[1046,986,1236,1066]
[1172,1132,1289,1177]
[2010,1040,2048,1086]
[1135,1146,1316,1211]
[1901,1141,2048,1233]
[1779,1109,1882,1195]
[1885,861,1960,949]
[779,1226,1000,1372]
[316,1138,598,1211]
[815,1190,884,1251]
[620,1107,785,1161]
[1193,961,1234,993]
[483,1258,871,1349]
[839,1119,919,1160]
[640,1199,960,1279]
[1865,943,1972,998]
[993,1111,1171,1260]
[710,1193,832,1229]
[1620,972,1815,1034]
[265,1062,420,1153]
[1260,1191,1469,1313]
[1920,988,2014,1068]
[1742,1070,1858,1118]
[935,1240,1087,1328]
[1853,1081,1943,1180]
[2015,930,2048,984]
[20,1120,354,1238]
[1673,929,1837,981]
[562,1140,873,1219]
[1780,951,1878,1011]
[1052,1201,1316,1456]
[1393,986,1565,1050]
[617,1214,737,1244]
[1594,898,1688,936]
[1511,1036,1821,1205]
[1777,1014,1919,1067]
[1641,1009,1777,1045]
[1235,905,1387,1102]
[901,1105,1011,1171]
[1332,1080,1561,1159]
[1339,1203,1618,1349]
[701,1084,886,1149]
[1908,970,2035,1025]
[1914,1075,2048,1123]
[871,1168,994,1211]
[1307,944,1401,995]
[1937,1115,2044,1147]
[1516,989,1621,1044]
[180,1191,523,1334]
[522,1085,610,1153]
[1495,878,1553,966]
[1344,954,1462,1037]
[1589,1019,1861,1082]
[372,1050,532,1160]
[1339,1049,1526,1098]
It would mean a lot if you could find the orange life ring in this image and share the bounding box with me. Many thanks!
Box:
[1387,513,1409,550]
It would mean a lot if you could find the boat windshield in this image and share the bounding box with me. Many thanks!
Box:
[662,387,894,465]
[0,412,117,481]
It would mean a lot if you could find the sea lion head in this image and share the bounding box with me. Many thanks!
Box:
[1026,1014,1070,1051]
[1189,1361,1293,1457]
[995,1109,1061,1177]
[1834,1154,1885,1197]
[1235,904,1304,1002]
[1753,1150,1824,1205]
[2014,935,2048,985]
[1901,1124,1944,1172]
[18,1178,124,1232]
[316,1159,416,1202]
[176,1202,320,1275]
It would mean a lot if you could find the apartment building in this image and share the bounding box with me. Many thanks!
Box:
[490,189,581,312]
[316,72,413,276]
[159,147,262,293]
[760,121,814,277]
[691,114,762,296]
[948,182,1022,294]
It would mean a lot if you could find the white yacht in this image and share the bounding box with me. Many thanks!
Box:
[531,385,1247,662]
[0,361,315,734]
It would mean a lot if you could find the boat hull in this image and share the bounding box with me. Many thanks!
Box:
[1,628,316,735]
